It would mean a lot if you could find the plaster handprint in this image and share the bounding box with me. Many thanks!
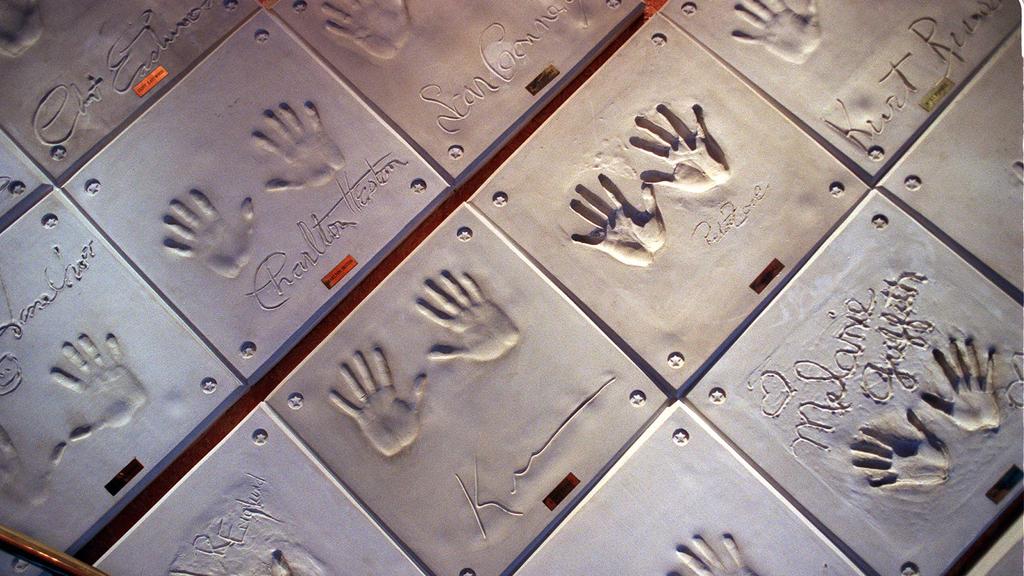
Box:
[321,0,411,60]
[731,0,821,64]
[50,333,148,439]
[920,338,1001,432]
[252,101,345,193]
[416,271,520,362]
[162,190,254,279]
[0,0,42,58]
[569,174,666,267]
[676,534,760,576]
[630,104,730,193]
[328,347,425,457]
[0,422,62,506]
[850,409,949,489]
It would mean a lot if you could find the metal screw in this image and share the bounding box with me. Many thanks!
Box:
[829,181,844,197]
[7,180,25,195]
[460,570,476,576]
[85,179,101,195]
[288,392,304,410]
[492,191,508,207]
[252,428,268,445]
[410,178,426,193]
[448,145,464,159]
[667,352,685,369]
[629,390,647,407]
[900,563,919,576]
[871,214,889,229]
[867,146,885,162]
[200,378,217,394]
[651,32,667,46]
[240,341,257,359]
[49,145,66,161]
[223,0,238,9]
[606,0,621,7]
[681,1,697,15]
[293,0,308,11]
[255,29,270,42]
[904,175,921,191]
[12,559,28,573]
[672,428,690,445]
[41,213,58,228]
[709,387,726,404]
[456,226,473,241]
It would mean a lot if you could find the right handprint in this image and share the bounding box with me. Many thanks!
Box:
[321,0,411,60]
[327,347,425,457]
[920,338,1001,433]
[731,0,821,64]
[416,271,520,362]
[568,174,666,267]
[630,104,730,194]
[850,409,950,489]
[676,534,760,576]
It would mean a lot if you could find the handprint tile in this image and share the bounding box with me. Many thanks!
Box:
[328,347,425,457]
[162,190,254,279]
[321,0,410,60]
[252,101,345,193]
[919,337,1002,433]
[731,0,821,64]
[676,534,760,576]
[849,409,949,489]
[630,104,731,193]
[415,271,520,362]
[0,0,41,58]
[569,174,666,267]
[50,333,148,439]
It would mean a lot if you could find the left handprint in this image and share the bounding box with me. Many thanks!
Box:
[162,189,255,279]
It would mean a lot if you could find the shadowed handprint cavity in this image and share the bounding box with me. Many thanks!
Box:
[50,333,148,441]
[321,0,411,60]
[416,271,520,362]
[162,190,254,279]
[850,409,949,489]
[732,0,820,64]
[0,0,41,58]
[630,104,730,194]
[252,101,345,193]
[920,337,1002,432]
[674,534,760,576]
[569,174,665,267]
[328,347,425,457]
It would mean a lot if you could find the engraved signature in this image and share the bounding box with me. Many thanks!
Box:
[189,473,281,559]
[822,1,1005,158]
[691,184,768,245]
[419,0,587,135]
[0,241,96,341]
[246,154,407,310]
[31,0,216,148]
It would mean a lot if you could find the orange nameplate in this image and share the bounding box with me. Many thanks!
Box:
[133,66,168,97]
[321,255,358,289]
[257,0,279,7]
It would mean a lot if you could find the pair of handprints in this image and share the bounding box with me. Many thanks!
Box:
[571,103,729,267]
[1,332,146,505]
[161,101,344,278]
[849,337,1007,489]
[327,271,519,456]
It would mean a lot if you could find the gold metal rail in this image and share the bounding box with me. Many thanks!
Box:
[0,523,107,576]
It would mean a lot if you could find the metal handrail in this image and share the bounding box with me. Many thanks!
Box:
[0,523,107,576]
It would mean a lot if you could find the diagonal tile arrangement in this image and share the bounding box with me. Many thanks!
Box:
[0,2,1019,576]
